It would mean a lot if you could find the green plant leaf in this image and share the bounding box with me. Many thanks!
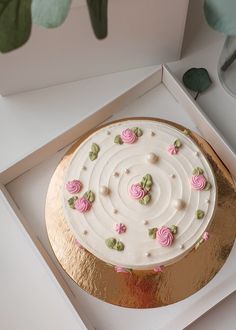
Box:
[169,225,178,234]
[182,68,212,98]
[0,0,32,53]
[139,194,151,205]
[32,0,72,28]
[204,0,236,35]
[87,0,108,39]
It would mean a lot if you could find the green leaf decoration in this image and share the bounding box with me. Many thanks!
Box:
[139,194,151,205]
[0,0,32,53]
[105,238,116,249]
[86,0,108,39]
[140,174,153,190]
[203,181,212,191]
[131,127,143,137]
[174,139,182,148]
[182,68,212,100]
[114,135,123,144]
[32,0,72,28]
[148,227,157,239]
[169,225,178,234]
[195,209,205,219]
[83,190,95,203]
[204,0,236,35]
[114,240,125,251]
[68,196,78,209]
[91,143,100,154]
[183,129,190,135]
[192,167,204,175]
[89,151,97,161]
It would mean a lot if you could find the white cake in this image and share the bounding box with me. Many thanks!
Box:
[63,119,217,270]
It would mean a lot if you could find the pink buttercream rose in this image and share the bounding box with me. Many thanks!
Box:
[153,265,164,273]
[191,174,206,190]
[114,223,127,234]
[129,183,146,200]
[74,197,91,213]
[167,145,178,155]
[156,226,173,247]
[114,266,130,273]
[120,128,137,144]
[66,179,82,194]
[202,232,209,241]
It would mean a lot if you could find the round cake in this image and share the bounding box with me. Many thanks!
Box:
[63,119,217,270]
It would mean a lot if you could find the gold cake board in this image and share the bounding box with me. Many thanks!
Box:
[45,117,236,308]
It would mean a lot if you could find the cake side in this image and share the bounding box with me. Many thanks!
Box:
[62,119,217,270]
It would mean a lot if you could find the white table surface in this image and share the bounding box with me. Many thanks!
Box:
[0,0,235,329]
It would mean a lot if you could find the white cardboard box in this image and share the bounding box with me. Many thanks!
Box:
[1,66,235,330]
[0,0,189,95]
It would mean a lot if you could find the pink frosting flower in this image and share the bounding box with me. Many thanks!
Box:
[120,128,137,144]
[191,175,206,190]
[153,265,164,273]
[74,197,91,213]
[114,266,130,273]
[202,231,209,241]
[66,179,82,194]
[114,223,127,234]
[168,145,178,155]
[156,226,174,247]
[129,183,146,200]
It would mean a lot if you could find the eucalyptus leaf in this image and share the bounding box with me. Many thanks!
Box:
[174,139,182,148]
[192,167,204,175]
[114,240,125,251]
[68,196,78,209]
[139,194,151,205]
[169,225,177,234]
[182,68,212,99]
[0,0,32,53]
[32,0,72,28]
[83,190,95,203]
[204,0,236,35]
[87,0,108,39]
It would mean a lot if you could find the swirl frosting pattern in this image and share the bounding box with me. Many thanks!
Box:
[66,179,82,194]
[191,174,206,190]
[63,119,216,270]
[129,183,146,199]
[74,197,92,213]
[156,226,174,247]
[121,128,137,144]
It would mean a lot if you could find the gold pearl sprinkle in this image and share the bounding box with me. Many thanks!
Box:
[83,230,88,235]
[113,172,119,177]
[113,209,118,214]
[82,166,87,170]
[143,220,149,225]
[206,199,210,204]
[151,131,155,136]
[195,151,199,157]
[179,244,184,249]
[170,174,176,179]
[106,131,111,135]
[124,168,130,174]
[145,252,151,257]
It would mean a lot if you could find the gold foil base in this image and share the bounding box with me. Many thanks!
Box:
[45,117,236,308]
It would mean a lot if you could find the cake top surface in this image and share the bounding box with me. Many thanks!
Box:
[63,119,217,270]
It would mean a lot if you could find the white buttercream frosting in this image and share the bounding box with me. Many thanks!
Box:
[63,119,217,270]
